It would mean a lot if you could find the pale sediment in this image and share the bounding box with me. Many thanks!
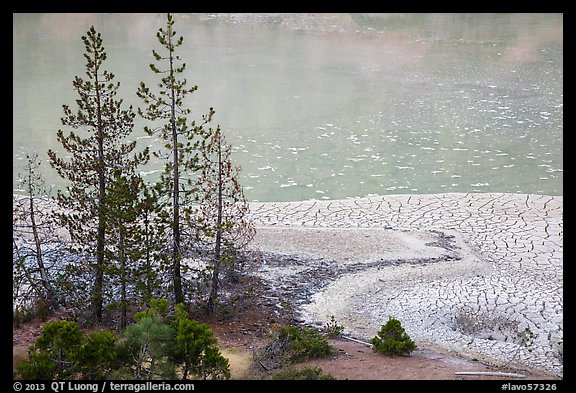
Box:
[247,193,563,377]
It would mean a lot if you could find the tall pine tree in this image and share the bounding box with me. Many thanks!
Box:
[48,27,149,323]
[137,13,214,305]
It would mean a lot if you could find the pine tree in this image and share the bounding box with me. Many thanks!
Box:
[102,170,145,329]
[120,315,176,380]
[48,27,149,323]
[370,317,417,356]
[102,170,165,327]
[16,320,119,380]
[197,126,255,315]
[18,320,84,379]
[172,303,230,380]
[133,186,164,306]
[137,13,214,305]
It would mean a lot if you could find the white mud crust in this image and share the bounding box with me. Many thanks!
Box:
[247,193,563,377]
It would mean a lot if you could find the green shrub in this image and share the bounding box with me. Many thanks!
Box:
[323,315,344,338]
[118,316,177,379]
[117,300,230,380]
[16,300,231,381]
[172,303,230,380]
[370,317,417,357]
[16,351,56,380]
[16,321,120,380]
[279,325,334,363]
[256,324,334,372]
[272,365,336,380]
[134,297,170,322]
[78,331,119,380]
[16,320,83,379]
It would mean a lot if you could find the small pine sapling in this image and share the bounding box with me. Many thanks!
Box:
[371,317,417,356]
[323,315,344,338]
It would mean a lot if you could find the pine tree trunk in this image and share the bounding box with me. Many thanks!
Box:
[95,224,105,322]
[172,140,183,304]
[169,37,184,305]
[207,136,223,315]
[94,47,106,324]
[143,211,153,302]
[120,233,127,330]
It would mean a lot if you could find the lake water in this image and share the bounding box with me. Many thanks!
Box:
[13,13,563,202]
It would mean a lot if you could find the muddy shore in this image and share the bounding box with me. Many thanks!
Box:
[246,193,563,377]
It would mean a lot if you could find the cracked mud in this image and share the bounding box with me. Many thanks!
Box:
[247,193,563,377]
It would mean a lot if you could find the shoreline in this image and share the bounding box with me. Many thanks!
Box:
[13,192,564,376]
[247,192,563,377]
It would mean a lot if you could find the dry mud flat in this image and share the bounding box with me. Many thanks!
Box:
[247,193,563,378]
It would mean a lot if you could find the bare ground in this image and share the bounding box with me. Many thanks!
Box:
[205,273,558,381]
[13,263,558,381]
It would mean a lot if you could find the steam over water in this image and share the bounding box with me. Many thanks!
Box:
[13,13,562,201]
